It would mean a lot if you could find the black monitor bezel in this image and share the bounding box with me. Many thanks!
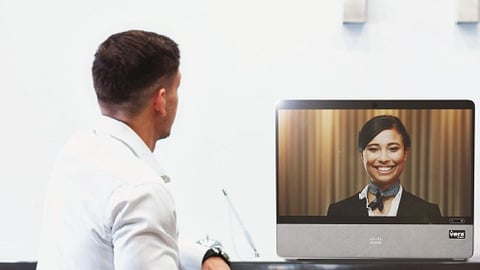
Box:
[275,99,475,225]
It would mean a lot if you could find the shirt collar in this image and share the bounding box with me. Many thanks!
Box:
[358,185,369,200]
[94,115,170,183]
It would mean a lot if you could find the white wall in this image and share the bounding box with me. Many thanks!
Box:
[0,0,479,261]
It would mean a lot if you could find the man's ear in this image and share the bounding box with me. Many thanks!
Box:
[153,88,167,116]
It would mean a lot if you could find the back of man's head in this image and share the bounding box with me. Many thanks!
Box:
[92,30,180,116]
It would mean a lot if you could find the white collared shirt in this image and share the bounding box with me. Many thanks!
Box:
[358,184,403,216]
[37,115,205,270]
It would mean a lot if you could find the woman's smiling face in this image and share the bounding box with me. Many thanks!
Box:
[361,128,408,189]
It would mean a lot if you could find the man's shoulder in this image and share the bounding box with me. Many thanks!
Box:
[58,128,162,186]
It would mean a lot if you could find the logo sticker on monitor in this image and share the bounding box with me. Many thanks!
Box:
[449,230,466,239]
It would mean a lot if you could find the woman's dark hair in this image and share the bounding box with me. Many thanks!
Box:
[357,115,411,152]
[92,30,180,115]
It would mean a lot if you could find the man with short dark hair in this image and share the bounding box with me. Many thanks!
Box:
[37,30,230,270]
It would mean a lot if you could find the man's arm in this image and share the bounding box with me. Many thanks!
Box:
[107,183,179,270]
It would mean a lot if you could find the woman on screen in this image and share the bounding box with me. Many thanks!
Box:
[327,115,441,220]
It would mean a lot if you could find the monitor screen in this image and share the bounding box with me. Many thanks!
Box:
[276,100,474,259]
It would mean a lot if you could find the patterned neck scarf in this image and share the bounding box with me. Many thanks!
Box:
[367,182,400,211]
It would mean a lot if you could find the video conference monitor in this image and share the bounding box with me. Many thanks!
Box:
[276,100,474,260]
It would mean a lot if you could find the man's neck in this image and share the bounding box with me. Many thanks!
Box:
[101,110,157,152]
